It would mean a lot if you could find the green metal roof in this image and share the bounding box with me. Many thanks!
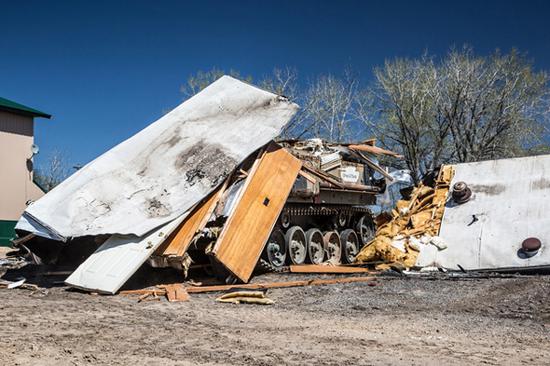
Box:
[0,96,51,119]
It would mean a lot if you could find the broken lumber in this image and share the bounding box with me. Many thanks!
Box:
[289,265,372,274]
[185,276,376,293]
[160,284,189,302]
[156,181,227,257]
[121,284,189,302]
[348,144,402,158]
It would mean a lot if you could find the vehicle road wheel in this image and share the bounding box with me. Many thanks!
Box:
[285,226,307,265]
[340,229,359,264]
[305,228,325,264]
[262,229,287,269]
[323,231,341,264]
[356,215,375,246]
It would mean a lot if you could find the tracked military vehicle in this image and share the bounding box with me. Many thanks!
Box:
[257,139,391,270]
[148,138,396,281]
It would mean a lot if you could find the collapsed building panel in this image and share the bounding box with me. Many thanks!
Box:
[417,154,550,271]
[16,76,298,239]
[65,214,187,294]
[11,76,405,292]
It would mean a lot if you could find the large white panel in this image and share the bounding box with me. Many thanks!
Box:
[421,155,550,270]
[17,76,298,239]
[65,214,186,294]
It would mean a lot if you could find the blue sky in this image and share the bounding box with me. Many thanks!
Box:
[2,0,550,168]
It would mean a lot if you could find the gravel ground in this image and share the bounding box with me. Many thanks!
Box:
[0,269,549,366]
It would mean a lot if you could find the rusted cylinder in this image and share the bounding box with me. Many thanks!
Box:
[452,181,472,204]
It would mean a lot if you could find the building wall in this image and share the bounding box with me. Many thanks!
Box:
[0,110,44,222]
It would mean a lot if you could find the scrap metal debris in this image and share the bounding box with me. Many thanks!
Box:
[417,154,550,271]
[16,76,298,239]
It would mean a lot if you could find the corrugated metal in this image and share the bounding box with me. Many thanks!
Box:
[416,155,550,270]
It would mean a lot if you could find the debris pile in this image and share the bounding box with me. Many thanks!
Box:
[9,76,396,297]
[355,165,454,270]
[6,76,548,302]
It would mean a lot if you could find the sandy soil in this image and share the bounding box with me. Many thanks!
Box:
[0,271,549,366]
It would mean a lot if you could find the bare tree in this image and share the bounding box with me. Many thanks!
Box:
[365,47,550,182]
[358,55,448,182]
[297,71,359,142]
[259,67,299,100]
[440,47,549,162]
[258,67,311,139]
[180,67,253,97]
[34,150,72,192]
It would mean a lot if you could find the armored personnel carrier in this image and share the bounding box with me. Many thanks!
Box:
[258,139,392,270]
[148,138,397,281]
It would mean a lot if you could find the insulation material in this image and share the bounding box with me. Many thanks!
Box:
[17,76,298,239]
[216,291,274,305]
[417,154,550,270]
[355,166,454,270]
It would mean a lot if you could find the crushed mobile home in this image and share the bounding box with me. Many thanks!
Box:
[7,76,550,299]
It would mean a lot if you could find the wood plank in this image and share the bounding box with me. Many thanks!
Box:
[289,265,372,274]
[212,142,302,282]
[119,276,377,296]
[157,181,226,257]
[162,284,189,302]
[185,276,376,293]
[350,148,394,181]
[298,169,317,183]
[348,144,402,158]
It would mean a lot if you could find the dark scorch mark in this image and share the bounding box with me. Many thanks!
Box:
[532,178,550,190]
[174,141,237,187]
[470,184,506,196]
[145,198,171,218]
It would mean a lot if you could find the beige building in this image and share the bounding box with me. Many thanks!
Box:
[0,97,50,245]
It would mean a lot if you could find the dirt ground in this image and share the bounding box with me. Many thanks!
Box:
[1,269,549,366]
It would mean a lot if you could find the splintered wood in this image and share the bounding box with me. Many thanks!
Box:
[186,276,376,293]
[156,183,226,257]
[122,284,189,302]
[211,143,302,283]
[355,165,455,269]
[289,265,372,274]
[120,276,377,300]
